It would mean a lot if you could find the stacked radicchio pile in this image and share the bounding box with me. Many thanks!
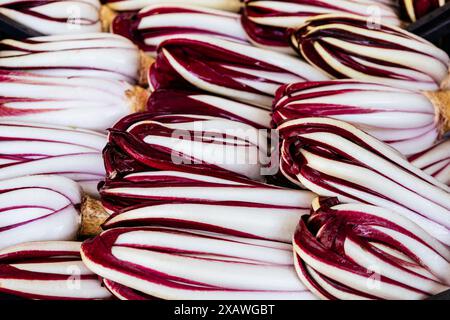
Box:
[1,0,449,302]
[279,118,450,300]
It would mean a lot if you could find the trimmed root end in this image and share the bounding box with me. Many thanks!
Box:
[441,70,450,90]
[424,90,450,135]
[127,86,150,113]
[79,195,109,238]
[138,51,154,87]
[99,5,117,32]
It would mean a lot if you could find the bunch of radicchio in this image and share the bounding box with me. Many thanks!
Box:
[290,14,449,91]
[273,80,450,155]
[241,0,400,53]
[112,4,248,56]
[278,117,450,246]
[0,241,112,300]
[81,227,316,300]
[294,198,450,300]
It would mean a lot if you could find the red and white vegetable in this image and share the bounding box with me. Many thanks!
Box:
[0,70,148,131]
[409,139,450,185]
[81,227,316,300]
[148,89,271,129]
[0,121,106,196]
[278,117,450,245]
[100,170,312,212]
[104,0,243,12]
[112,4,248,57]
[149,34,329,108]
[291,14,449,91]
[273,80,445,155]
[242,0,400,53]
[293,198,450,300]
[0,0,102,35]
[0,33,142,83]
[104,113,269,181]
[0,175,81,250]
[100,170,315,242]
[0,241,112,300]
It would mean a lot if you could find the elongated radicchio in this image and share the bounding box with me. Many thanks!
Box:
[112,4,248,56]
[104,0,243,12]
[242,0,400,53]
[293,198,450,300]
[0,241,112,300]
[0,121,106,196]
[409,139,450,185]
[149,35,329,108]
[0,175,80,250]
[147,89,271,129]
[0,0,102,35]
[278,117,450,245]
[0,33,146,84]
[100,170,315,242]
[400,0,447,22]
[81,227,316,300]
[273,80,448,155]
[104,112,269,181]
[291,14,450,91]
[100,170,312,212]
[0,70,148,131]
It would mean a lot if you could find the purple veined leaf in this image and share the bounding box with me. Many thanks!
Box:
[104,112,270,181]
[81,226,317,300]
[104,0,243,12]
[0,33,141,83]
[149,34,329,108]
[100,170,316,243]
[100,170,314,213]
[273,80,439,155]
[0,70,148,131]
[277,117,450,245]
[0,121,106,196]
[293,198,450,300]
[0,241,112,300]
[399,0,447,22]
[242,0,401,54]
[0,175,81,250]
[147,89,271,129]
[112,4,249,57]
[0,0,102,35]
[291,14,450,91]
[409,139,450,185]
